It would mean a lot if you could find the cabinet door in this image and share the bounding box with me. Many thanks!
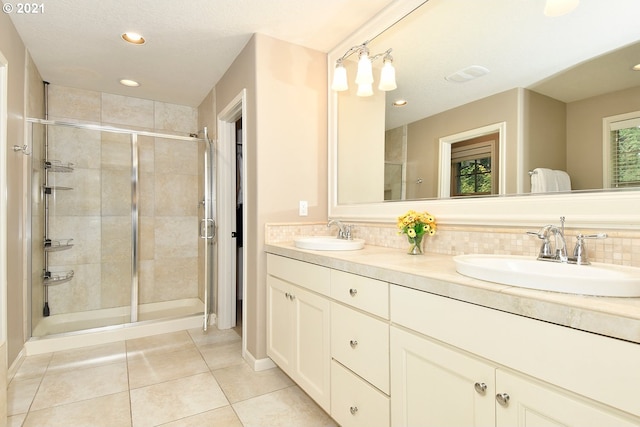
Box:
[294,285,331,411]
[390,326,495,427]
[496,369,640,427]
[266,276,294,372]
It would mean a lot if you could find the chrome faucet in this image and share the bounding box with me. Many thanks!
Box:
[327,219,352,240]
[527,216,607,265]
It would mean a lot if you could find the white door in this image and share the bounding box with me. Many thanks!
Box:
[216,91,246,330]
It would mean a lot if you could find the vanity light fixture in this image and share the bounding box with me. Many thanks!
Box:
[332,41,397,96]
[121,32,146,45]
[119,79,140,87]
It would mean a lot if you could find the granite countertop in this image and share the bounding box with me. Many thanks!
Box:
[265,242,640,344]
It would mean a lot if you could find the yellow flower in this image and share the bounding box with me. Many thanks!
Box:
[397,209,437,238]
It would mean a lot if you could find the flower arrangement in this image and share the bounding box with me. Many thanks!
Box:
[397,210,437,254]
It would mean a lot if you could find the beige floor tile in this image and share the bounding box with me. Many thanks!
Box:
[47,341,126,374]
[22,391,131,427]
[233,385,337,427]
[213,363,294,403]
[11,353,52,381]
[188,326,241,348]
[198,340,244,371]
[129,372,229,427]
[126,330,196,359]
[30,362,128,411]
[6,377,41,416]
[127,346,209,389]
[161,406,243,427]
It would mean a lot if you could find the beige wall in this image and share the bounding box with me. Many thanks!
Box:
[214,34,327,361]
[522,90,566,189]
[1,7,28,368]
[337,59,386,204]
[406,89,519,198]
[567,86,640,190]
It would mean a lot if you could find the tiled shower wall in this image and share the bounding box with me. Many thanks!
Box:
[265,222,640,268]
[36,85,200,321]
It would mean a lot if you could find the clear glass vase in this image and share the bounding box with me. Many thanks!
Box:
[407,234,424,255]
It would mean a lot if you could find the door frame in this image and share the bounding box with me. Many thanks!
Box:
[216,90,246,341]
[0,50,8,357]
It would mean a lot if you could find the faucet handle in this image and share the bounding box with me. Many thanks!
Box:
[572,233,607,265]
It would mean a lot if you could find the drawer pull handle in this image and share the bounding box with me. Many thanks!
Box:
[474,382,487,395]
[349,340,358,349]
[496,393,510,406]
[349,288,358,297]
[350,406,358,415]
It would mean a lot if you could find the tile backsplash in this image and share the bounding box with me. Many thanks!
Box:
[265,222,640,267]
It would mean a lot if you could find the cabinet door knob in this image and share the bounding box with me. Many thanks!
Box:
[285,292,290,299]
[349,340,358,349]
[474,382,487,395]
[289,293,295,300]
[350,406,358,415]
[496,393,510,406]
[349,288,358,297]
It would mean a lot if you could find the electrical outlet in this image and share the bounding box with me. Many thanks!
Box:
[299,200,308,216]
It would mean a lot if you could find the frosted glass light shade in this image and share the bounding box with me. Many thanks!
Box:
[355,55,374,85]
[378,61,397,91]
[544,0,579,16]
[356,82,373,97]
[331,64,348,91]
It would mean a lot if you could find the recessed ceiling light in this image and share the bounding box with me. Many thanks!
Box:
[632,63,640,71]
[119,79,140,87]
[121,32,146,45]
[393,99,408,107]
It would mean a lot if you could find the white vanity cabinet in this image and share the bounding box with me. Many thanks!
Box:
[390,326,496,426]
[330,269,390,427]
[266,254,331,411]
[390,285,640,427]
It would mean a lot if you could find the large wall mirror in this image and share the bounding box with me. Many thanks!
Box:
[328,0,640,228]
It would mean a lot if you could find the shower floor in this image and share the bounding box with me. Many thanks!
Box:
[32,298,205,336]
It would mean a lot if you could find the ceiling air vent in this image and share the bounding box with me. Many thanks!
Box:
[445,65,490,83]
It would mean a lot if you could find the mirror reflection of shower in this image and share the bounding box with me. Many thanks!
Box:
[29,83,215,337]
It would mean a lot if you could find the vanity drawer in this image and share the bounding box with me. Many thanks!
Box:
[331,302,389,394]
[331,269,389,318]
[267,254,330,296]
[331,360,390,427]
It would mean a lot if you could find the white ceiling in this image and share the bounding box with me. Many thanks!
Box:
[5,0,397,106]
[369,0,640,130]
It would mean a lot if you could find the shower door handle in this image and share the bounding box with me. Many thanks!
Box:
[200,219,216,239]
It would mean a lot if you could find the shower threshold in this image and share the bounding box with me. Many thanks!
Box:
[32,298,204,337]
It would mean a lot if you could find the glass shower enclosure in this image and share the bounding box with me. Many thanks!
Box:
[28,119,215,337]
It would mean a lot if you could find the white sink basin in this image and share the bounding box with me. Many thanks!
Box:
[294,236,365,251]
[453,254,640,297]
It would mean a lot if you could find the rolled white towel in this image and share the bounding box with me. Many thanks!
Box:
[554,170,571,191]
[531,168,556,193]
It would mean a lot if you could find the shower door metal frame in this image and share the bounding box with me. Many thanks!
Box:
[26,118,213,329]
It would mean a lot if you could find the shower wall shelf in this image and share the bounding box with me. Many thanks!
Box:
[44,160,75,173]
[44,238,74,252]
[43,185,73,195]
[43,270,75,286]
